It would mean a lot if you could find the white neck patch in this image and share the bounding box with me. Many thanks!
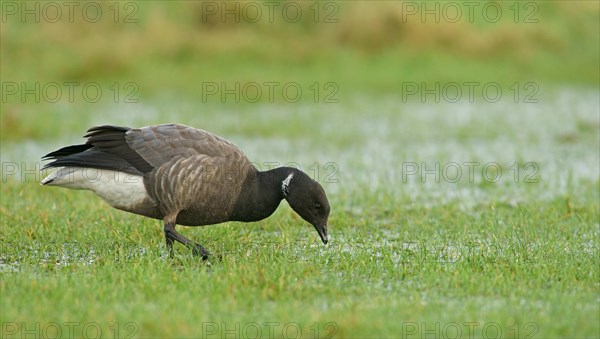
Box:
[281,173,293,197]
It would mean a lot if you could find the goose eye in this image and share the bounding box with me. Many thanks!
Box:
[315,203,321,210]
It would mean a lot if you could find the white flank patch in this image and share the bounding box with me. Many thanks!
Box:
[281,173,293,196]
[42,167,150,211]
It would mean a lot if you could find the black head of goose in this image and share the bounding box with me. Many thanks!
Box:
[41,123,330,259]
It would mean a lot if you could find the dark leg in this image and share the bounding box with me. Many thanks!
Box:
[164,222,210,260]
[165,232,175,258]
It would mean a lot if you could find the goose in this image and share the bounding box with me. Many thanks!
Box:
[41,123,330,259]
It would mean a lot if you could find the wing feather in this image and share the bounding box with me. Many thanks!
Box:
[125,124,249,168]
[42,124,251,180]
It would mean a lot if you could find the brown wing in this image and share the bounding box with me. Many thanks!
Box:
[124,124,248,168]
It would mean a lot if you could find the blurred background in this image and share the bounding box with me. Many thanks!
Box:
[0,1,598,204]
[1,1,598,138]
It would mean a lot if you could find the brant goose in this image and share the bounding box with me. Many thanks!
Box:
[41,124,330,259]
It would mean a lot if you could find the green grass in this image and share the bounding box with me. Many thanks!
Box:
[1,90,599,337]
[1,180,598,338]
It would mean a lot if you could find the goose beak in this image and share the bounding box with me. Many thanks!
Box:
[313,224,328,245]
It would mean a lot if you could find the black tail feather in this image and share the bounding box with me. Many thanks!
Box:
[41,148,144,175]
[42,144,92,160]
[42,125,151,176]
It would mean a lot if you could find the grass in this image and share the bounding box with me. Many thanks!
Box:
[1,181,598,338]
[1,1,599,338]
[1,90,599,337]
[1,175,599,335]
